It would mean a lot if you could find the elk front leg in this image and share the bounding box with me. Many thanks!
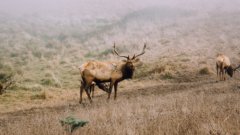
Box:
[220,69,223,81]
[224,69,226,81]
[114,83,118,100]
[221,69,225,80]
[216,64,219,81]
[82,83,93,103]
[91,84,95,98]
[220,63,224,81]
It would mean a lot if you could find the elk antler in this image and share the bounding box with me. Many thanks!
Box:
[133,43,147,58]
[113,42,129,59]
[234,64,240,72]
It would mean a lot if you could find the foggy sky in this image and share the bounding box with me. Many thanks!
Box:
[1,0,240,18]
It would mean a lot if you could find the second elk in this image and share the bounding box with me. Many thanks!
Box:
[216,54,234,81]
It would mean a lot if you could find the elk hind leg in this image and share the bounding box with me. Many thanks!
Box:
[91,84,95,98]
[216,64,219,81]
[79,81,84,104]
[107,81,115,100]
[84,83,93,103]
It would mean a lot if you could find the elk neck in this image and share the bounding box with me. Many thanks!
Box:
[121,62,134,79]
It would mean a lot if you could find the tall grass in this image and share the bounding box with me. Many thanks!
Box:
[0,81,239,135]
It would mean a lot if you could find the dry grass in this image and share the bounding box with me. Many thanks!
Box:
[0,2,240,135]
[0,78,239,135]
[0,77,240,135]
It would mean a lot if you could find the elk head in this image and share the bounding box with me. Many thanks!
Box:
[226,66,234,77]
[113,43,146,79]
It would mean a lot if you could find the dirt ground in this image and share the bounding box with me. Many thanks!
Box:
[0,74,239,135]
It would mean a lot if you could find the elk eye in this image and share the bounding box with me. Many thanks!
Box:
[135,58,140,62]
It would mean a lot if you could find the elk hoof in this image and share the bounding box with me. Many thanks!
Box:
[79,100,82,104]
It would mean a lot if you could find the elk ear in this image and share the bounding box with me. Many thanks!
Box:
[122,59,127,62]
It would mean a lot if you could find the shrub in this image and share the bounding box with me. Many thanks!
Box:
[41,78,54,86]
[134,64,150,78]
[60,60,66,65]
[32,50,42,58]
[10,53,19,57]
[0,72,13,83]
[148,66,166,74]
[199,67,211,75]
[45,72,52,77]
[98,48,112,57]
[84,52,96,58]
[45,42,54,49]
[60,116,88,133]
[161,72,174,79]
[41,77,61,88]
[30,91,47,100]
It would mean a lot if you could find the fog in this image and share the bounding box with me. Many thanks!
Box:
[1,0,240,51]
[1,0,240,18]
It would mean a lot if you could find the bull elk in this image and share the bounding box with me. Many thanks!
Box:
[79,43,146,103]
[216,54,234,81]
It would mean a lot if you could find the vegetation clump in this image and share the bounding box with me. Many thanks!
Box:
[199,67,212,75]
[30,91,47,100]
[161,72,174,79]
[0,72,16,95]
[60,116,88,133]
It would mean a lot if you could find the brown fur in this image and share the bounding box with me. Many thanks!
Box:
[79,43,146,103]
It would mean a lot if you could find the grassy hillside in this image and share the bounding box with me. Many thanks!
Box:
[0,4,240,112]
[0,1,240,134]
